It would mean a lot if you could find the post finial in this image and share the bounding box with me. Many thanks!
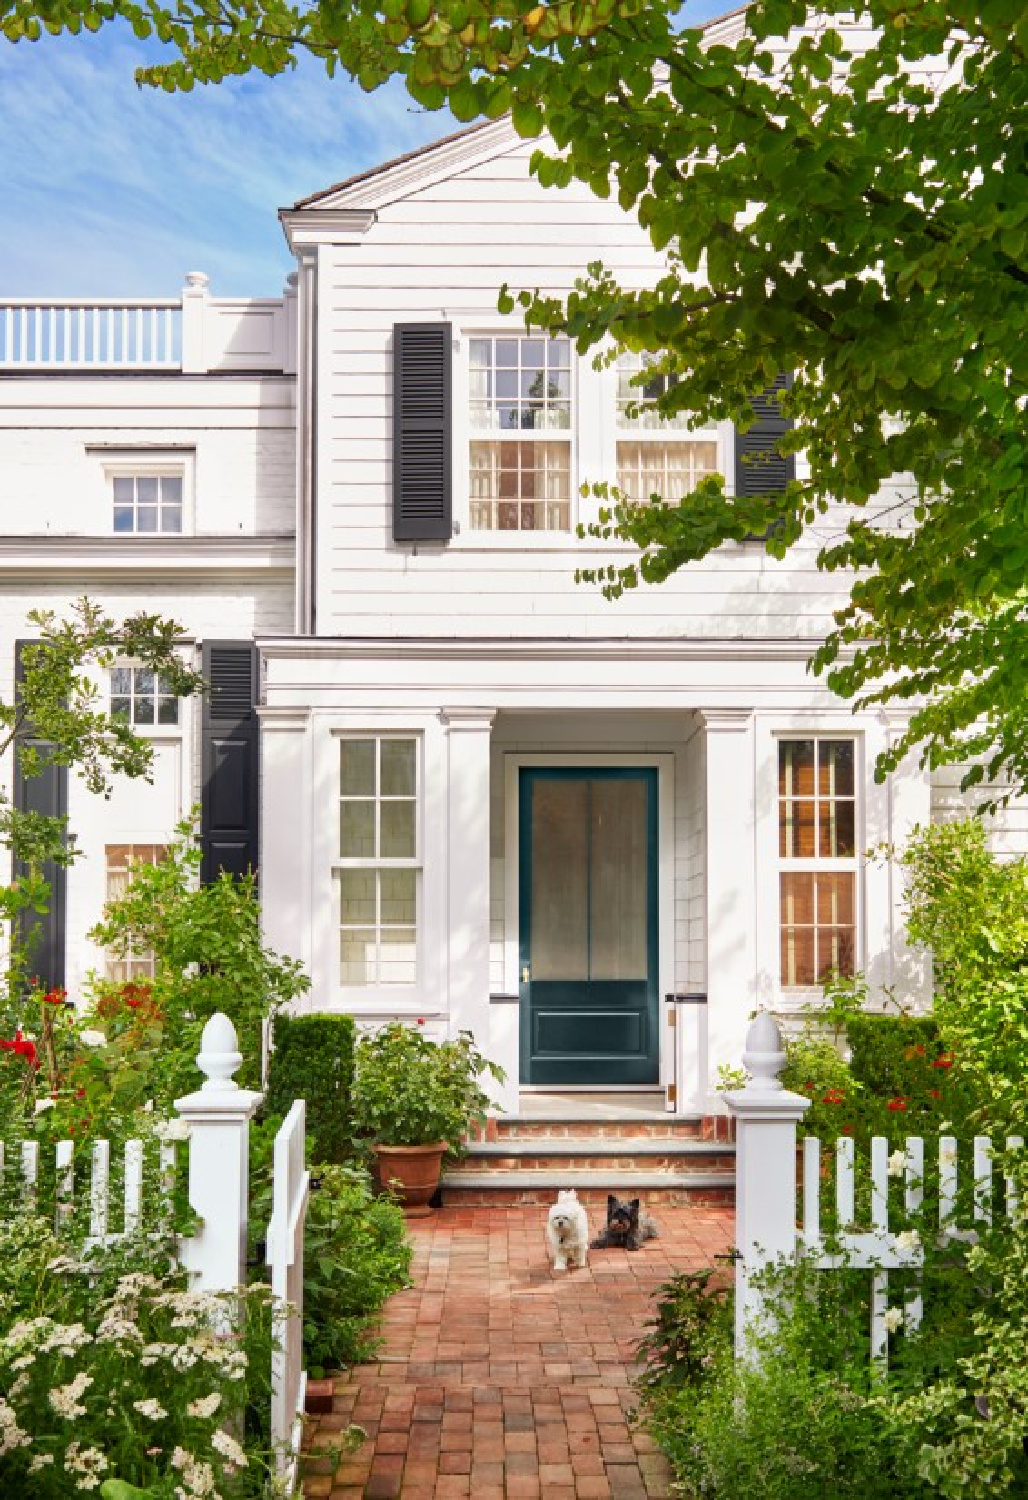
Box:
[742,1010,786,1091]
[196,1012,242,1092]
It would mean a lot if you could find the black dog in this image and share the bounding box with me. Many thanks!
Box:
[590,1194,658,1251]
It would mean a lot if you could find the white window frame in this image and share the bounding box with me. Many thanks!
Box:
[101,449,195,535]
[110,662,182,732]
[103,843,168,982]
[613,350,723,507]
[774,732,861,995]
[451,321,581,549]
[332,732,423,995]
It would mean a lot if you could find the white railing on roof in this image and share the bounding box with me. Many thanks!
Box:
[1,298,181,369]
[0,271,298,375]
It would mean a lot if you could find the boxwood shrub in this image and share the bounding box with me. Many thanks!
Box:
[264,1012,356,1164]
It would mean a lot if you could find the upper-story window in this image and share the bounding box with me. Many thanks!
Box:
[469,336,572,532]
[112,472,183,533]
[110,666,180,727]
[615,352,720,505]
[778,737,857,987]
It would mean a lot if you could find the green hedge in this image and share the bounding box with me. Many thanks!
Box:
[264,1012,356,1164]
[845,1013,941,1097]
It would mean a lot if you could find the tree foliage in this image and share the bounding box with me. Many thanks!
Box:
[3,0,1027,792]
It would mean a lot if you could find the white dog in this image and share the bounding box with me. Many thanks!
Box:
[546,1189,590,1271]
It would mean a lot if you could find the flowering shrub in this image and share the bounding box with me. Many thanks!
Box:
[0,1212,279,1497]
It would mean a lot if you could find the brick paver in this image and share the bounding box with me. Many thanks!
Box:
[303,1203,734,1498]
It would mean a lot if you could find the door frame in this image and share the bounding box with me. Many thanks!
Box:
[503,752,676,1088]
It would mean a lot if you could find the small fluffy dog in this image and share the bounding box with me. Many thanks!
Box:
[546,1189,590,1271]
[590,1194,658,1251]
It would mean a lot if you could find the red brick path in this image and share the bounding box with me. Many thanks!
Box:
[303,1203,734,1499]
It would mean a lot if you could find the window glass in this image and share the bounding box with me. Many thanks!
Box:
[469,337,572,532]
[110,666,179,727]
[778,738,857,986]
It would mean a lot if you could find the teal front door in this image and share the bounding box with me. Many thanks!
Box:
[519,768,659,1086]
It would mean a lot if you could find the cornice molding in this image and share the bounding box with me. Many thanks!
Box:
[0,534,294,575]
[258,635,830,664]
[699,708,755,733]
[278,209,378,252]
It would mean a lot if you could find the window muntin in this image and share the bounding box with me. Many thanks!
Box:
[778,738,857,987]
[104,844,166,981]
[336,737,419,987]
[110,666,180,727]
[468,336,572,532]
[112,473,183,534]
[615,352,720,504]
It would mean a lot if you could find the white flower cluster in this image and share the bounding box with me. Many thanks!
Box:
[49,1371,94,1420]
[133,1397,169,1421]
[96,1312,144,1345]
[0,1397,32,1457]
[40,1322,90,1358]
[896,1229,921,1252]
[155,1119,192,1143]
[211,1428,248,1467]
[886,1149,907,1178]
[883,1307,905,1334]
[171,1444,220,1498]
[78,1030,107,1049]
[64,1441,109,1491]
[186,1393,222,1419]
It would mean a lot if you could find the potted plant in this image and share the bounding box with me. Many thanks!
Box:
[352,1021,504,1216]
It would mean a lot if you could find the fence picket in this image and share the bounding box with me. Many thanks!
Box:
[836,1135,855,1229]
[21,1140,38,1202]
[802,1136,820,1238]
[90,1141,110,1241]
[973,1136,993,1226]
[939,1134,959,1232]
[904,1137,924,1333]
[124,1140,143,1234]
[1005,1136,1024,1217]
[870,1137,889,1234]
[55,1139,75,1229]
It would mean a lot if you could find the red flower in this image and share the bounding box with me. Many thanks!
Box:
[42,988,67,1006]
[125,999,143,1010]
[933,1053,954,1071]
[841,1125,853,1134]
[1,1030,39,1067]
[416,1017,425,1026]
[887,1096,908,1112]
[821,1090,844,1106]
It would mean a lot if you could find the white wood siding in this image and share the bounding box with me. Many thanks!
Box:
[316,133,891,641]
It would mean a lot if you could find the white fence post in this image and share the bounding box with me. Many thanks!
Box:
[175,1012,263,1294]
[723,1011,810,1358]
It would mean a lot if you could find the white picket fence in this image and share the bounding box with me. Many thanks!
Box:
[0,1012,308,1490]
[724,1012,1023,1366]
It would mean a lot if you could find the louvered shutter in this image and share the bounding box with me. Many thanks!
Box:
[14,641,67,991]
[734,372,795,498]
[392,322,452,542]
[201,642,259,884]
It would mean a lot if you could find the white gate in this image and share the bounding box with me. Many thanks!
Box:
[266,1098,310,1490]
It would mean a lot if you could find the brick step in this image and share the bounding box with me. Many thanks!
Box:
[440,1168,735,1209]
[462,1141,735,1174]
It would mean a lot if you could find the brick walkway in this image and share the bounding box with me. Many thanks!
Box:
[303,1202,734,1499]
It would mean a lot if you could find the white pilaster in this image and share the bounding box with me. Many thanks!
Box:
[175,1013,263,1296]
[442,709,508,1103]
[701,708,757,1105]
[723,1011,810,1358]
[257,706,313,991]
[180,270,209,374]
[865,713,932,1007]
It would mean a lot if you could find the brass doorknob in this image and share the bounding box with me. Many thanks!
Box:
[521,965,530,984]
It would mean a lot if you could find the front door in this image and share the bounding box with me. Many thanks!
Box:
[519,767,659,1086]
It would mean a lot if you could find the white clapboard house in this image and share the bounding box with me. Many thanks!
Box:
[1,11,1024,1190]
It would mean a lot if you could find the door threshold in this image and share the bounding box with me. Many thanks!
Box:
[514,1089,670,1121]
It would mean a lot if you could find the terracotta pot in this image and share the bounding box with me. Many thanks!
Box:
[373,1142,446,1218]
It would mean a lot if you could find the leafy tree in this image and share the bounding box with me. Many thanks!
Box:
[3,0,1027,796]
[0,598,203,998]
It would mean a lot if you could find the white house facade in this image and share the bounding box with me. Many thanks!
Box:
[2,12,1025,1122]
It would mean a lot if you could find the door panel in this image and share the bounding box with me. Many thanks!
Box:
[519,768,658,1086]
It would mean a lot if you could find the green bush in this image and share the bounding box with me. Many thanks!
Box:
[264,1012,357,1164]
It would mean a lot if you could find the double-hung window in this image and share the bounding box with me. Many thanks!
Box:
[615,352,720,505]
[778,738,858,987]
[469,335,572,532]
[104,844,167,981]
[336,737,420,987]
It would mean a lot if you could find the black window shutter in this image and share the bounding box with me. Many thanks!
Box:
[393,322,452,542]
[734,372,795,498]
[13,640,67,992]
[201,642,259,884]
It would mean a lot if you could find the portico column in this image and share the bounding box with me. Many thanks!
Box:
[257,707,313,988]
[441,710,507,1104]
[701,708,758,1108]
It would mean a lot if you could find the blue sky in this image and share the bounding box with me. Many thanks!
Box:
[0,7,729,298]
